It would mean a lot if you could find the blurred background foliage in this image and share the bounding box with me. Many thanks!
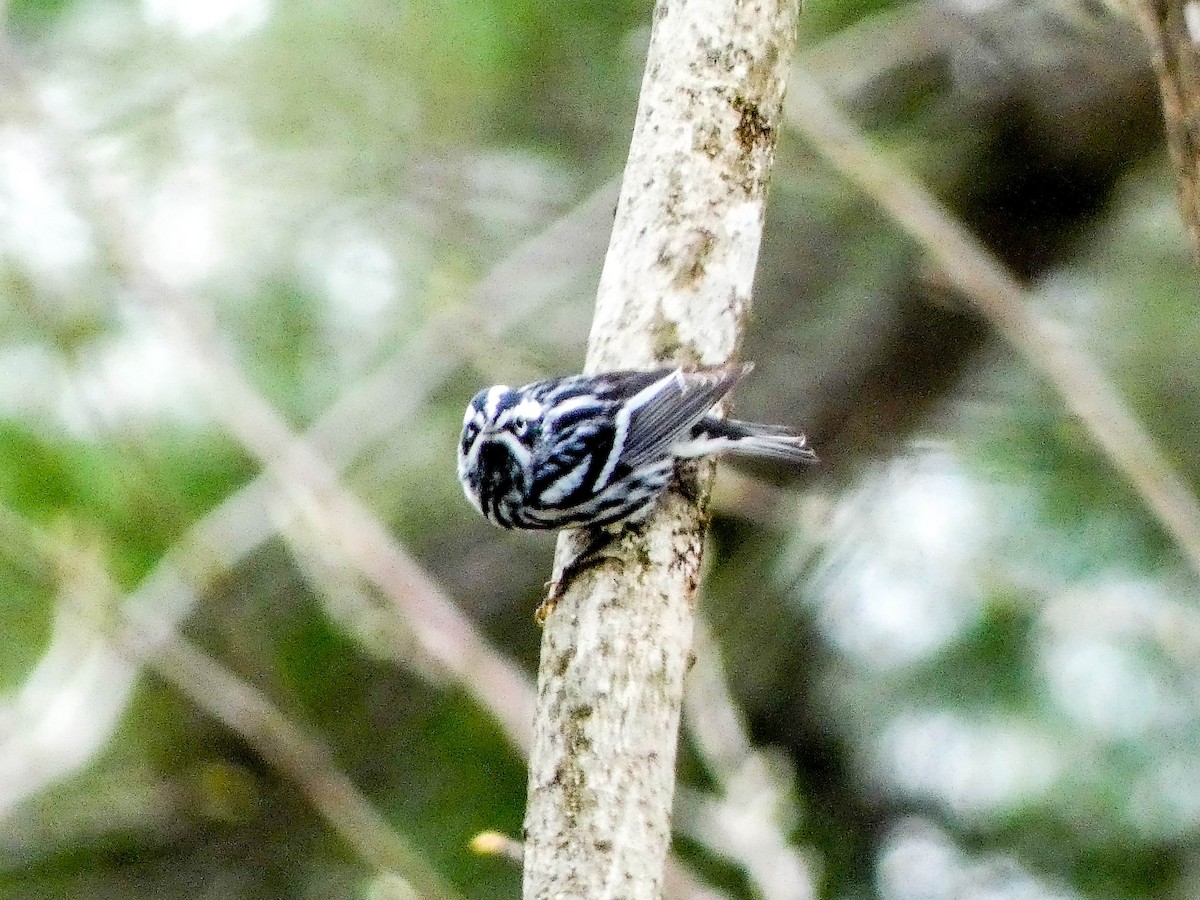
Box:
[0,0,1196,897]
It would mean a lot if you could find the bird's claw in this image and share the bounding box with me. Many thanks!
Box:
[535,581,563,627]
[534,528,619,626]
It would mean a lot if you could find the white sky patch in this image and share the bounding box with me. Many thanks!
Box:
[874,713,1063,820]
[808,454,988,669]
[1039,636,1176,740]
[143,0,271,39]
[1034,269,1104,324]
[0,128,94,286]
[1128,757,1200,839]
[878,818,1080,900]
[140,162,228,288]
[58,315,207,434]
[0,320,206,442]
[0,345,70,423]
[298,222,403,335]
[1038,578,1194,742]
[323,236,400,323]
[1186,1,1200,44]
[465,152,575,234]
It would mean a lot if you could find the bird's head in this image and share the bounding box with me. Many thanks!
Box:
[457,385,545,515]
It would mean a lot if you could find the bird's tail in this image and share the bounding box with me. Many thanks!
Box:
[685,416,818,465]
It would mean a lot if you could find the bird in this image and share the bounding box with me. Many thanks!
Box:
[457,363,816,620]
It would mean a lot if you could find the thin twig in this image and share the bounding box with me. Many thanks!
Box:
[784,64,1200,582]
[0,520,138,818]
[0,508,460,899]
[0,40,538,754]
[142,635,466,900]
[1126,0,1200,259]
[681,621,816,900]
[111,179,627,753]
[88,312,538,756]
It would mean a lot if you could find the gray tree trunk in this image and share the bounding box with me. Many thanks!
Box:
[521,0,801,898]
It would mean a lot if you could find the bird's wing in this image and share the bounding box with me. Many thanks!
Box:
[607,364,750,475]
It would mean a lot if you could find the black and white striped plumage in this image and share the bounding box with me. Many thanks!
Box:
[457,364,815,532]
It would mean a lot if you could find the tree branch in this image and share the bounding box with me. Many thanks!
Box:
[522,1,800,897]
[1127,0,1200,258]
[0,43,539,757]
[784,64,1200,583]
[680,620,816,900]
[0,508,460,899]
[142,635,466,900]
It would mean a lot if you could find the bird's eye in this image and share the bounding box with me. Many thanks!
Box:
[510,415,529,437]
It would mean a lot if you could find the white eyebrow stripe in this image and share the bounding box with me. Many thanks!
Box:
[510,397,543,421]
[464,405,485,427]
[485,385,509,420]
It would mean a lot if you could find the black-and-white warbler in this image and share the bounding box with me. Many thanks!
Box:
[457,363,816,616]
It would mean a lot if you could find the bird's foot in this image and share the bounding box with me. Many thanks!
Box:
[534,582,563,626]
[534,528,620,626]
